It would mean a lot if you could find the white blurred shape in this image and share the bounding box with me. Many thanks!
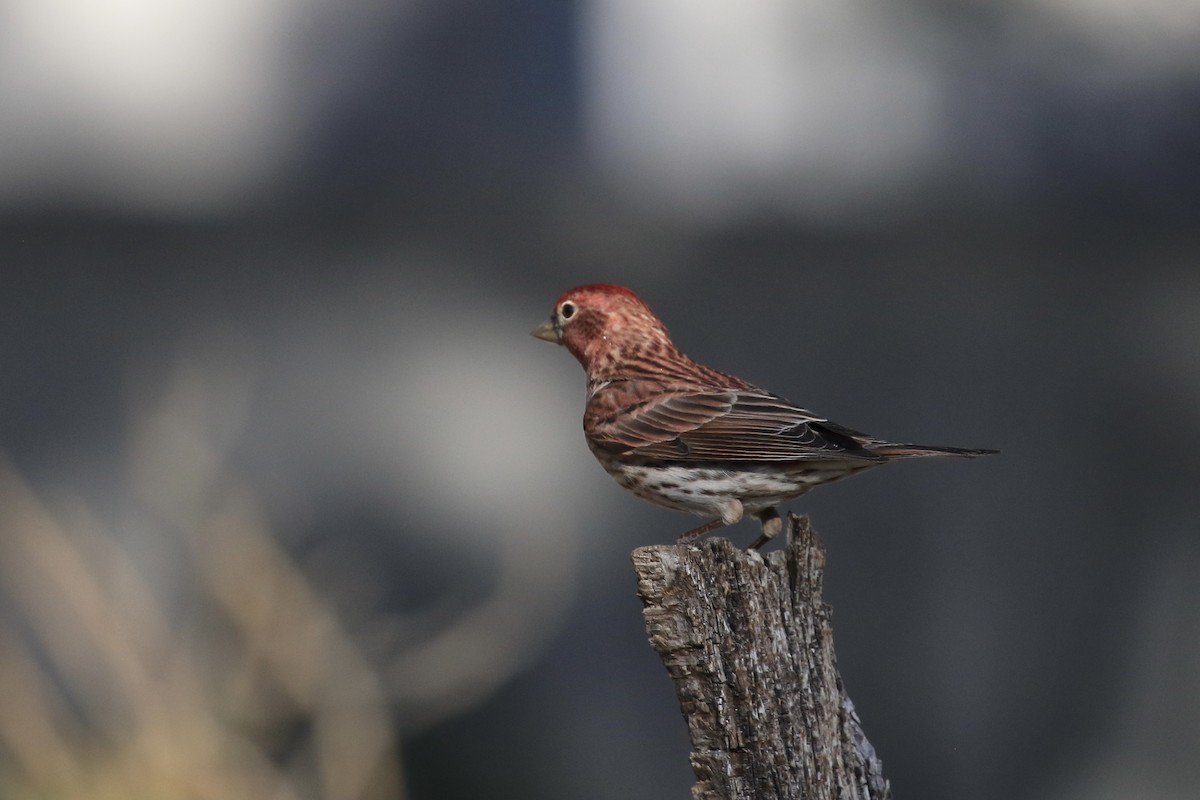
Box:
[337,282,598,722]
[582,0,941,221]
[375,312,594,539]
[0,0,310,213]
[1028,0,1200,68]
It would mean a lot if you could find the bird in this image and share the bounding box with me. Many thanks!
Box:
[532,284,996,548]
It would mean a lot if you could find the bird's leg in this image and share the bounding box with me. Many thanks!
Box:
[677,518,726,544]
[677,499,743,544]
[748,507,782,550]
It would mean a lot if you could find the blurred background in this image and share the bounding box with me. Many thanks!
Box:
[2,0,1198,798]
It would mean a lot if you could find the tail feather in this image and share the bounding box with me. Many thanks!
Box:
[868,443,998,458]
[817,420,997,460]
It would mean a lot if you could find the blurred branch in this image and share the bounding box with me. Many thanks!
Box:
[0,458,395,800]
[0,345,405,800]
[0,336,572,798]
[632,515,890,800]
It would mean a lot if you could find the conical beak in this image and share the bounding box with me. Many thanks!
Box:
[531,318,560,343]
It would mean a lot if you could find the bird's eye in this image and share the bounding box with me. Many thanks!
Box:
[560,301,577,320]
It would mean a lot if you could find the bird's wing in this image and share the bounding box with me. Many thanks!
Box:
[589,388,885,462]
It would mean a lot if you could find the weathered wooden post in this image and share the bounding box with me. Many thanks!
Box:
[631,514,891,800]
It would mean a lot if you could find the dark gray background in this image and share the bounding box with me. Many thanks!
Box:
[3,2,1198,799]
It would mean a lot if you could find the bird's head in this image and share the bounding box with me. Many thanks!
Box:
[532,284,672,374]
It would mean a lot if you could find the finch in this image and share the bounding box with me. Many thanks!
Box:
[532,284,996,547]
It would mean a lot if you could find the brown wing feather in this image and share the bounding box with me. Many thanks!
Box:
[589,387,885,462]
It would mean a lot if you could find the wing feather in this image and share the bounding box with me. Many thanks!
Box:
[588,386,884,463]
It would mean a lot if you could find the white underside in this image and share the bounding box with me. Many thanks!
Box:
[603,462,850,518]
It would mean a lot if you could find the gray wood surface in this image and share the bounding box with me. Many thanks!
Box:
[632,514,891,800]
